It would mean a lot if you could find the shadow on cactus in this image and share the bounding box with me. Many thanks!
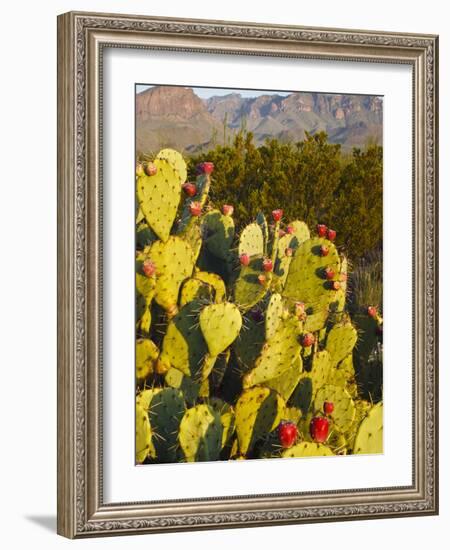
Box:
[135,149,383,465]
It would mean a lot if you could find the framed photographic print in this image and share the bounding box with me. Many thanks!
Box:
[57,11,439,538]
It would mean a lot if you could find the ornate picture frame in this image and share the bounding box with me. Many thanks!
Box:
[57,11,439,538]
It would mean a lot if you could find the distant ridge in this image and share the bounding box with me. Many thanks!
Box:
[136,85,382,154]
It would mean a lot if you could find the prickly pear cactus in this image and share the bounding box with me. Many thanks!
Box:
[134,148,383,464]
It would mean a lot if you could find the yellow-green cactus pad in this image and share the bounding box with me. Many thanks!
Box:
[314,384,356,432]
[310,350,332,394]
[137,158,182,242]
[160,301,208,379]
[136,388,161,411]
[304,308,329,332]
[282,237,341,312]
[235,386,286,455]
[282,441,334,458]
[263,355,303,401]
[325,320,358,367]
[180,278,212,307]
[238,222,264,257]
[234,256,268,311]
[179,404,223,462]
[265,292,284,339]
[255,212,269,254]
[199,302,242,357]
[195,271,226,303]
[147,236,194,312]
[136,338,159,381]
[164,367,200,405]
[135,404,156,463]
[287,220,311,246]
[353,402,383,455]
[209,397,236,447]
[243,316,301,388]
[156,148,187,185]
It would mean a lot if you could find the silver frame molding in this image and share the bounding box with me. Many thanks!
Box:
[57,11,439,538]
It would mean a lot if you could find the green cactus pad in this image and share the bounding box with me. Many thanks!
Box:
[282,237,341,313]
[238,222,264,257]
[148,388,186,463]
[263,355,303,401]
[243,316,301,388]
[199,302,242,357]
[195,271,226,302]
[353,402,383,454]
[135,404,155,463]
[202,210,235,260]
[136,338,159,381]
[209,398,236,447]
[282,441,334,458]
[234,256,268,311]
[314,384,356,432]
[137,158,182,242]
[234,311,266,372]
[164,367,200,405]
[179,404,223,462]
[136,220,158,250]
[289,374,313,416]
[147,236,194,312]
[180,278,212,307]
[160,301,208,379]
[235,387,286,455]
[325,320,358,367]
[156,148,187,185]
[265,293,284,339]
[136,388,160,411]
[353,313,380,366]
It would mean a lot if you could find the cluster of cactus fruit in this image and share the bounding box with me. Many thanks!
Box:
[135,149,383,464]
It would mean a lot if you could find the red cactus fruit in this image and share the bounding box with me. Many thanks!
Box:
[144,162,158,176]
[239,253,250,267]
[182,182,197,197]
[331,281,341,291]
[286,225,294,235]
[278,421,298,449]
[188,201,202,217]
[310,416,330,443]
[272,209,283,222]
[367,306,377,318]
[302,332,315,347]
[198,161,214,175]
[142,259,156,278]
[317,224,327,237]
[327,228,337,241]
[222,204,234,216]
[323,401,334,415]
[285,247,293,257]
[262,258,273,272]
[324,267,335,280]
[257,274,267,286]
[320,245,329,257]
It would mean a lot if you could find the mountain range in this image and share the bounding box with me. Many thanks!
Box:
[136,85,383,155]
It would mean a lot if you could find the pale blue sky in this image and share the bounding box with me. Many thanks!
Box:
[135,84,291,99]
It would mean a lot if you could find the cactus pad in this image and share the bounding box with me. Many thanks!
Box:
[235,387,286,455]
[156,148,187,185]
[234,256,268,311]
[136,338,159,382]
[199,302,242,357]
[263,355,303,401]
[353,402,383,454]
[243,316,301,388]
[282,441,334,458]
[160,301,208,379]
[238,223,264,257]
[146,236,194,312]
[135,404,155,463]
[314,384,356,432]
[282,237,340,313]
[179,404,223,462]
[265,293,284,339]
[202,210,235,260]
[326,320,358,367]
[164,367,200,405]
[209,397,236,447]
[195,271,226,302]
[180,278,212,307]
[137,158,182,242]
